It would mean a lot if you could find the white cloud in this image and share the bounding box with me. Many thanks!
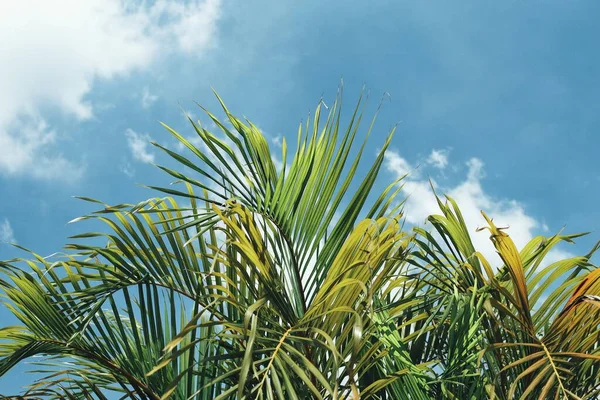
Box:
[267,135,289,173]
[157,0,222,53]
[0,0,221,179]
[385,150,570,267]
[386,151,418,178]
[0,117,84,180]
[141,87,159,109]
[120,161,136,178]
[271,135,283,148]
[0,218,16,244]
[427,149,449,169]
[125,129,155,164]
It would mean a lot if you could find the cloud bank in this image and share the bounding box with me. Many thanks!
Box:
[0,0,221,180]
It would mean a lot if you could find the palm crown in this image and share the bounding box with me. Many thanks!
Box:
[1,89,600,399]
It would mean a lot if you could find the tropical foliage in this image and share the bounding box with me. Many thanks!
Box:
[2,89,600,399]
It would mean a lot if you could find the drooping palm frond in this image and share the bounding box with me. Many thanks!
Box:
[2,88,600,399]
[0,89,421,399]
[410,192,600,399]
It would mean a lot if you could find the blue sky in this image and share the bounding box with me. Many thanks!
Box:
[1,0,600,394]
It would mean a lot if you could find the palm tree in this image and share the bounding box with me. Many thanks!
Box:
[1,88,600,399]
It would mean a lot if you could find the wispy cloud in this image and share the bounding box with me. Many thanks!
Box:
[427,149,450,169]
[120,161,136,178]
[141,87,159,109]
[271,135,283,148]
[385,151,418,178]
[181,109,198,122]
[0,117,84,181]
[125,129,155,164]
[385,150,571,267]
[0,218,15,244]
[0,0,222,179]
